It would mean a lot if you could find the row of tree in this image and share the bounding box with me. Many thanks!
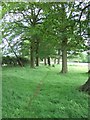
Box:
[1,1,90,93]
[2,2,89,72]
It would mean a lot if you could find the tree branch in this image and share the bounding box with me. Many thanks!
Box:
[79,4,90,22]
[36,8,42,19]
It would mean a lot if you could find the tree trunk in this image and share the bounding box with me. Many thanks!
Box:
[61,49,67,73]
[54,58,56,64]
[79,6,90,95]
[35,39,39,66]
[44,58,47,66]
[16,57,23,67]
[57,49,60,64]
[79,77,90,95]
[57,57,60,64]
[61,38,68,73]
[36,57,39,66]
[47,57,51,66]
[88,70,90,73]
[30,40,35,68]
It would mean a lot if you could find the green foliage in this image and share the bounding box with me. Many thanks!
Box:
[2,2,89,68]
[2,56,29,66]
[79,53,88,63]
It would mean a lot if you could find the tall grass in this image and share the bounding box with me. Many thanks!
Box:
[2,64,88,118]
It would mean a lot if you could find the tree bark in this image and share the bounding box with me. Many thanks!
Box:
[36,57,39,66]
[35,39,39,66]
[44,58,47,65]
[61,49,67,73]
[57,49,61,64]
[88,70,90,73]
[79,77,90,95]
[61,38,68,73]
[47,57,51,66]
[16,57,23,67]
[79,5,90,95]
[30,40,35,68]
[54,58,56,64]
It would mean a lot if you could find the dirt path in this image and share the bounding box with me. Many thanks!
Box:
[27,67,51,107]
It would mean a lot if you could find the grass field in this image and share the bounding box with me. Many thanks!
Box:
[2,64,89,118]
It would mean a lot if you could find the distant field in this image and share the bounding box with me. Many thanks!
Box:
[2,64,88,118]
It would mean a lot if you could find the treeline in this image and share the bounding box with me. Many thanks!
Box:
[2,2,89,73]
[2,56,29,66]
[2,53,88,67]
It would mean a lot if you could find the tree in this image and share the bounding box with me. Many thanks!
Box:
[2,2,89,73]
[79,3,90,94]
[42,2,85,73]
[2,2,45,68]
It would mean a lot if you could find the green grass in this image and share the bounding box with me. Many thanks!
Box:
[2,64,89,118]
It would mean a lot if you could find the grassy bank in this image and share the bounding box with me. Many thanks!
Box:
[2,64,88,118]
